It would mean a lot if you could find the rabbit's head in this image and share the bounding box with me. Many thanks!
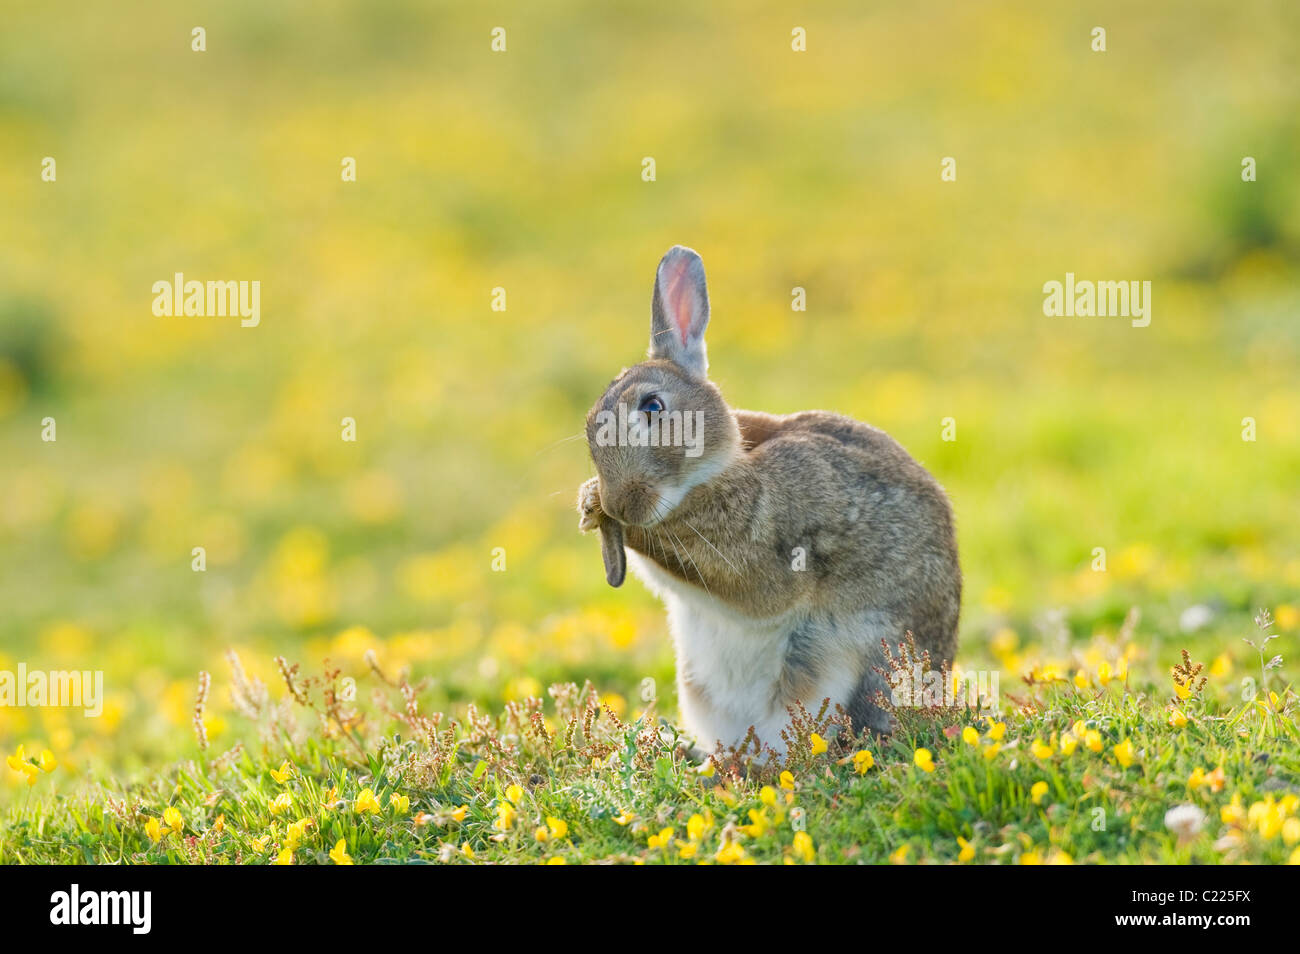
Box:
[585,246,740,527]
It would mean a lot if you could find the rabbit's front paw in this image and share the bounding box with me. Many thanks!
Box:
[577,477,604,533]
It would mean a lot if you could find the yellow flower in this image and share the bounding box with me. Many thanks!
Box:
[546,856,567,865]
[1221,795,1245,826]
[534,825,550,843]
[450,805,468,822]
[269,793,293,816]
[1020,849,1043,865]
[1031,780,1049,805]
[1031,738,1054,759]
[285,818,312,849]
[614,810,635,826]
[716,840,747,865]
[461,843,475,860]
[982,742,1001,760]
[1113,738,1135,768]
[354,788,381,815]
[791,831,815,863]
[1209,653,1232,677]
[270,761,294,784]
[321,786,340,811]
[505,783,524,804]
[272,846,293,865]
[914,748,935,773]
[163,806,184,835]
[5,745,37,784]
[987,721,1006,741]
[329,839,353,865]
[251,834,271,853]
[853,750,875,774]
[1073,670,1090,689]
[1172,676,1191,701]
[495,801,517,831]
[38,750,57,773]
[779,771,795,791]
[956,836,974,862]
[648,827,674,850]
[1167,707,1188,728]
[1188,767,1207,790]
[961,726,979,746]
[889,844,911,864]
[546,816,568,839]
[390,793,410,814]
[677,840,698,859]
[759,786,777,807]
[1097,661,1112,686]
[687,812,712,841]
[213,814,225,834]
[744,808,773,838]
[1282,818,1300,846]
[144,817,162,843]
[1290,845,1300,865]
[1059,733,1079,756]
[809,733,828,755]
[1084,729,1103,753]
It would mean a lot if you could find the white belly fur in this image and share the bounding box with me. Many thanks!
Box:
[627,551,862,755]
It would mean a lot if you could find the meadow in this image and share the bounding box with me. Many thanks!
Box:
[1,1,1298,864]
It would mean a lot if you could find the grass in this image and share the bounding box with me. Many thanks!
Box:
[5,606,1297,864]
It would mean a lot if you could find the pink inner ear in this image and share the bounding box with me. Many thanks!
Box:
[662,264,694,346]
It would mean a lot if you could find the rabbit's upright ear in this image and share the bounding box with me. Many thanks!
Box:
[649,245,710,377]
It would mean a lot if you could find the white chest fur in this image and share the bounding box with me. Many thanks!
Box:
[627,550,803,752]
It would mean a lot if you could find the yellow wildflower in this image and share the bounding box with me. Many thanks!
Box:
[269,793,293,815]
[1113,738,1135,768]
[163,806,184,835]
[647,827,674,850]
[390,793,410,814]
[961,726,979,746]
[914,748,935,773]
[854,750,874,774]
[329,839,353,865]
[1031,781,1049,805]
[270,761,294,784]
[354,788,381,815]
[957,836,974,862]
[791,831,815,863]
[144,817,162,843]
[810,733,828,755]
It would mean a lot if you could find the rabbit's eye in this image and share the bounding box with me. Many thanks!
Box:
[638,394,665,414]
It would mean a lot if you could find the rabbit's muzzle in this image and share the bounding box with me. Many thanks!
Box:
[600,478,661,527]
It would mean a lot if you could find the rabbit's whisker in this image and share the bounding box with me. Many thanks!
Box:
[679,517,739,576]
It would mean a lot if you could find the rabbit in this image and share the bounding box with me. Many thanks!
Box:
[577,245,961,757]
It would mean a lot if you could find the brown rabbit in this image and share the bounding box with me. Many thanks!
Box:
[578,246,961,755]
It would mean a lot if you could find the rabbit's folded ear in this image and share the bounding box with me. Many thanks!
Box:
[649,245,710,377]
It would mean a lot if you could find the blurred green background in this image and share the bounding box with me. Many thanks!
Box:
[1,1,1298,781]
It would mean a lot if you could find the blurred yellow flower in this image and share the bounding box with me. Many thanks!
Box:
[957,836,974,862]
[330,839,353,865]
[390,793,410,814]
[1113,739,1135,768]
[354,789,380,815]
[270,793,293,816]
[270,762,294,784]
[791,831,815,863]
[809,733,828,756]
[914,748,935,773]
[1031,781,1049,805]
[961,726,979,746]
